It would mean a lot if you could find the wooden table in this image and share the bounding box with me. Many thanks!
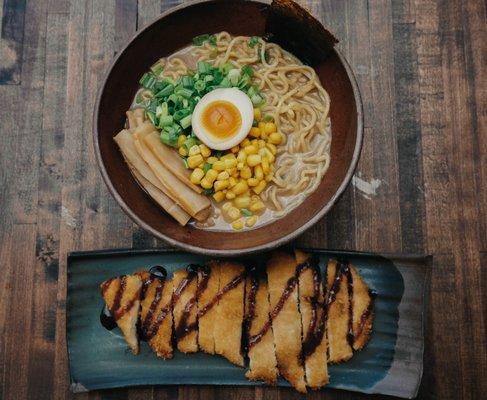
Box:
[0,0,485,399]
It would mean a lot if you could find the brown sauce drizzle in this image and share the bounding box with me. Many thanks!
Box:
[242,267,259,353]
[247,258,316,350]
[100,276,141,323]
[355,289,377,339]
[176,265,247,340]
[140,280,166,341]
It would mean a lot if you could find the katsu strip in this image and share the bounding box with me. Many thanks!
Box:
[197,262,220,354]
[326,259,353,363]
[214,262,246,366]
[100,275,142,354]
[267,252,307,393]
[295,250,329,389]
[244,268,278,384]
[138,269,174,359]
[172,267,199,353]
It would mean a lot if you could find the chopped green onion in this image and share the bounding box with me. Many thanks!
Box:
[228,69,240,85]
[241,65,253,77]
[150,61,164,76]
[193,34,210,46]
[184,136,199,151]
[251,93,264,106]
[155,83,174,98]
[197,61,212,74]
[221,63,234,75]
[160,131,178,147]
[208,34,217,46]
[252,119,258,127]
[146,111,156,125]
[249,36,259,48]
[241,209,253,217]
[263,114,274,122]
[194,80,206,92]
[139,72,156,89]
[203,188,214,196]
[183,158,189,168]
[158,115,173,127]
[203,162,212,173]
[180,114,192,129]
[181,75,194,88]
[176,87,194,99]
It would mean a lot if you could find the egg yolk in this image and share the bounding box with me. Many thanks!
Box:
[201,100,242,139]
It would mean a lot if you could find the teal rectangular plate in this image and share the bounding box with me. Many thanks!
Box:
[67,248,430,398]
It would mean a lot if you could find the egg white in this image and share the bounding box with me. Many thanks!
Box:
[191,88,254,151]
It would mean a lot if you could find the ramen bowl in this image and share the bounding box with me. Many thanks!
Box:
[94,0,363,256]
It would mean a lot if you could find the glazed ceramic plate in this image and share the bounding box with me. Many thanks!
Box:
[94,0,363,255]
[67,248,430,398]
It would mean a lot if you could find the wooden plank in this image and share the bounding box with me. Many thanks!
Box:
[0,224,37,400]
[0,0,26,84]
[391,0,426,254]
[25,11,68,400]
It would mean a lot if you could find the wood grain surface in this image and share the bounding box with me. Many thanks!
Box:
[0,0,485,399]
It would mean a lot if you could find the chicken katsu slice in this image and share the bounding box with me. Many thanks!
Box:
[214,261,246,366]
[349,265,374,350]
[138,271,174,359]
[100,274,142,354]
[267,252,307,393]
[244,272,278,384]
[295,250,329,389]
[197,262,220,354]
[172,268,198,353]
[326,259,353,363]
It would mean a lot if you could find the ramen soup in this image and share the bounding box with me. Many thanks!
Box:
[118,32,331,231]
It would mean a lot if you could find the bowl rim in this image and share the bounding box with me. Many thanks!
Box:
[93,0,364,256]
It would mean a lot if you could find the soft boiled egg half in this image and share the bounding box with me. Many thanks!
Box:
[191,88,254,150]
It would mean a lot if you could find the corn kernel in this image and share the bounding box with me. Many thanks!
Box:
[247,154,262,167]
[240,167,252,179]
[249,200,265,213]
[263,148,275,162]
[213,191,225,202]
[266,143,277,155]
[258,121,266,131]
[247,178,259,187]
[214,180,229,191]
[231,146,239,153]
[224,158,237,169]
[222,202,233,212]
[244,145,258,155]
[237,162,244,170]
[232,219,244,230]
[205,169,218,183]
[253,108,262,121]
[241,138,251,147]
[246,215,258,227]
[237,150,247,163]
[188,145,201,156]
[234,196,250,209]
[226,191,236,199]
[260,131,268,140]
[217,171,229,180]
[251,139,259,147]
[257,139,266,148]
[249,127,261,138]
[254,165,264,181]
[200,178,213,189]
[212,160,226,171]
[261,158,270,174]
[229,177,237,187]
[187,154,204,168]
[227,207,240,221]
[264,122,277,134]
[221,153,236,161]
[179,147,188,157]
[190,168,205,184]
[268,132,282,145]
[207,156,218,164]
[253,180,267,194]
[177,135,187,148]
[232,170,240,178]
[232,181,248,195]
[199,144,211,157]
[198,162,205,169]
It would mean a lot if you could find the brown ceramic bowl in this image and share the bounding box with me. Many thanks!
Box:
[94,0,363,256]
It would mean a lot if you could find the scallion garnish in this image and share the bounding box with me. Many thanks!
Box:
[179,114,192,129]
[150,61,164,76]
[193,34,217,47]
[203,162,212,173]
[197,61,212,74]
[249,36,259,48]
[241,209,253,217]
